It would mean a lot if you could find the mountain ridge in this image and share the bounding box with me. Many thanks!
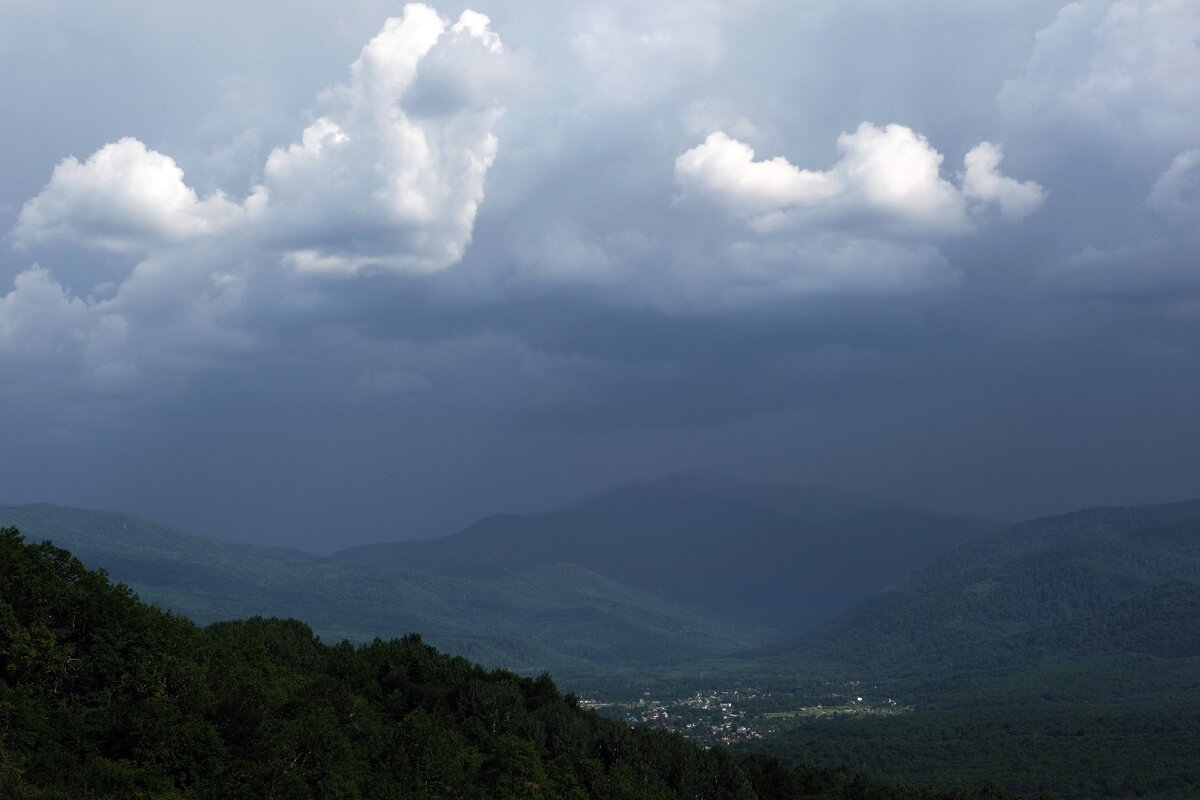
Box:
[755,498,1200,674]
[0,501,772,673]
[330,469,996,632]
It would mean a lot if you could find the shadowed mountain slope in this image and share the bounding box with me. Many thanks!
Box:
[741,501,1200,800]
[0,503,772,673]
[332,470,995,632]
[760,499,1200,675]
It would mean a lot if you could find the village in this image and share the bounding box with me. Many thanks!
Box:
[578,682,908,747]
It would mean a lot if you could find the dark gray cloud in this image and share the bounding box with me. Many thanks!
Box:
[2,1,1199,550]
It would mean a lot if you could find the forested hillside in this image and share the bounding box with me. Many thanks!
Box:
[331,470,993,632]
[739,501,1200,799]
[760,500,1200,675]
[0,504,771,673]
[0,467,994,675]
[0,527,1043,799]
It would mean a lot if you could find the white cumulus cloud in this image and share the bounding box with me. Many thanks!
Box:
[961,142,1047,221]
[674,131,840,218]
[832,123,968,232]
[12,4,507,276]
[2,4,510,401]
[12,137,246,252]
[256,4,506,274]
[662,122,1045,306]
[675,122,1043,233]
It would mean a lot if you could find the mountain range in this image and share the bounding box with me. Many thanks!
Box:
[763,499,1200,676]
[5,525,1007,800]
[0,470,992,672]
[745,500,1200,799]
[331,469,994,632]
[5,477,1200,797]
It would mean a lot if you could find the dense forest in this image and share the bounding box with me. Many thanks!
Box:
[0,468,992,675]
[735,503,1200,799]
[0,503,774,674]
[748,700,1200,800]
[0,527,1041,799]
[759,500,1200,677]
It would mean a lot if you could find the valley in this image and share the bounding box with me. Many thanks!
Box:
[581,681,908,747]
[0,471,991,672]
[4,477,1200,798]
[5,4,1197,798]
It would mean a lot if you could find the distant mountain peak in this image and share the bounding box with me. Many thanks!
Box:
[332,471,995,633]
[646,467,742,486]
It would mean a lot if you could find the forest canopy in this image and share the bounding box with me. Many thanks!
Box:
[0,527,1039,800]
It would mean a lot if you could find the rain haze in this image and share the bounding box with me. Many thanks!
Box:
[3,0,1200,552]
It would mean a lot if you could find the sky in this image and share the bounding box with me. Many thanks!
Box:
[2,0,1199,552]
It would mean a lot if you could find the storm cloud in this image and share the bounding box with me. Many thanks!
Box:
[2,0,1199,550]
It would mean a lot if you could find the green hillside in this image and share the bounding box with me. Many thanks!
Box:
[0,504,771,674]
[0,526,1039,800]
[762,500,1200,676]
[1001,581,1200,664]
[739,501,1200,799]
[751,698,1200,800]
[332,470,994,633]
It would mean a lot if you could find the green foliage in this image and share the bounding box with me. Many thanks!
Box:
[329,469,994,633]
[750,701,1200,800]
[0,504,773,673]
[766,501,1200,677]
[0,527,1037,800]
[740,501,1200,800]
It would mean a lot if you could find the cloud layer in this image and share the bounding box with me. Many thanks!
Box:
[1000,0,1200,149]
[4,0,1200,550]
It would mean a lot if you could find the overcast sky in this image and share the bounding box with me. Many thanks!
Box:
[2,0,1199,551]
